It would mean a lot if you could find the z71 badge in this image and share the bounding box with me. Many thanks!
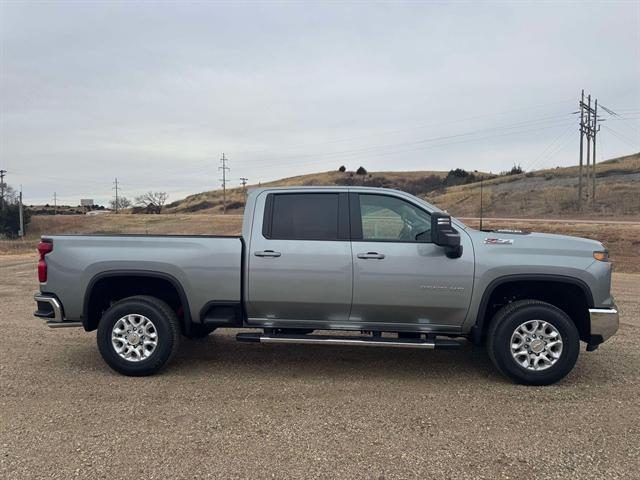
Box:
[484,238,514,245]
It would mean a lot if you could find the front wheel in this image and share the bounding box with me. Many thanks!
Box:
[97,295,180,376]
[487,300,580,385]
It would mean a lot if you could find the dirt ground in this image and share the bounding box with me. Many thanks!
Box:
[1,256,639,479]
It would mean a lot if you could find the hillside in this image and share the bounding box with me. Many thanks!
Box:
[165,152,640,218]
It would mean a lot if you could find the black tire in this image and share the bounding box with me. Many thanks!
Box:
[487,299,580,385]
[97,295,180,376]
[183,325,217,339]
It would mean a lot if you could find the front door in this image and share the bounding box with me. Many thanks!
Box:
[349,193,474,330]
[247,191,352,324]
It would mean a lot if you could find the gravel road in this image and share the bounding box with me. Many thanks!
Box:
[1,255,639,479]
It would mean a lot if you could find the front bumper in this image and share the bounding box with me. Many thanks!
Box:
[587,306,619,349]
[34,293,82,328]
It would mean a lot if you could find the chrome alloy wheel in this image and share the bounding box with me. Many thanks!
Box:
[510,320,563,371]
[111,314,158,362]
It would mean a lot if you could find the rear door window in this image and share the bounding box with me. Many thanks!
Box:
[264,193,341,241]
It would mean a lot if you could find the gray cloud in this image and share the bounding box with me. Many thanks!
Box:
[1,1,638,205]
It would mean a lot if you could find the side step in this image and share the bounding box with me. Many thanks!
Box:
[236,333,461,349]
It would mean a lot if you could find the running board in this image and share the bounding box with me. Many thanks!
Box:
[236,333,461,349]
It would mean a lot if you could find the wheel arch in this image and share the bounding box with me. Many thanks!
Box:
[471,274,594,344]
[83,270,192,333]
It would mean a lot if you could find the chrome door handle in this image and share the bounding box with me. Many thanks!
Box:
[254,250,281,258]
[357,252,385,259]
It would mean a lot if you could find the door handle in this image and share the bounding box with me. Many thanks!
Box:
[254,250,282,258]
[357,252,385,260]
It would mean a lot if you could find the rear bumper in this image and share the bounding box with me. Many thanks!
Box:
[588,306,619,347]
[34,293,82,328]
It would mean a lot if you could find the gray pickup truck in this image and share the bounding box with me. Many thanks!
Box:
[34,186,618,384]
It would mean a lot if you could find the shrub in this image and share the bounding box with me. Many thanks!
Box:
[502,164,524,176]
[0,203,30,238]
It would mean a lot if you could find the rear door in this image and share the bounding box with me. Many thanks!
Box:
[349,192,474,330]
[246,191,353,324]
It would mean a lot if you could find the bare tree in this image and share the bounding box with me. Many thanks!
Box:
[109,196,131,211]
[0,183,17,207]
[134,191,168,214]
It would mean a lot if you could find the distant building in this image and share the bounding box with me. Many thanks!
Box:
[80,199,94,207]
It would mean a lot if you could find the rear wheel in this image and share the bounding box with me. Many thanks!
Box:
[487,300,580,385]
[97,295,180,376]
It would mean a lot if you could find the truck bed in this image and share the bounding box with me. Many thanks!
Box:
[40,234,243,325]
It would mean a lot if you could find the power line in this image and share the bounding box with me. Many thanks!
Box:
[603,125,639,149]
[135,104,578,178]
[232,113,578,168]
[219,153,230,214]
[524,122,576,172]
[228,98,575,158]
[242,120,577,174]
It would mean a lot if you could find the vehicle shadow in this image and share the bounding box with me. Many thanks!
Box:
[166,331,504,384]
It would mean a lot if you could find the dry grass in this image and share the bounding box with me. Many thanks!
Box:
[0,214,243,256]
[164,170,448,215]
[163,152,639,219]
[430,153,640,218]
[26,213,243,237]
[3,213,638,273]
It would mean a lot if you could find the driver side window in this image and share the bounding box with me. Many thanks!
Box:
[358,194,431,242]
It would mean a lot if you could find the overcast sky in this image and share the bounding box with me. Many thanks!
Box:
[1,1,638,206]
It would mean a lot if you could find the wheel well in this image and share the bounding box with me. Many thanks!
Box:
[84,274,188,331]
[479,280,591,343]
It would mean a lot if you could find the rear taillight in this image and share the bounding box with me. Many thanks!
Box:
[37,240,53,283]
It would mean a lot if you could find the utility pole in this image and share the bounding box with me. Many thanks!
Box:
[112,178,119,213]
[219,153,230,214]
[578,90,584,206]
[577,91,599,208]
[585,94,592,205]
[592,99,599,205]
[240,177,248,200]
[53,192,57,215]
[0,169,6,211]
[18,186,24,237]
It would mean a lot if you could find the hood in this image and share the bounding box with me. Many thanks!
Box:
[466,228,605,257]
